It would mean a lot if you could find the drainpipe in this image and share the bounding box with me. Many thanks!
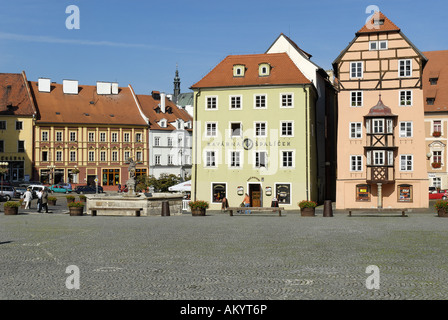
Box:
[193,89,201,201]
[303,86,309,201]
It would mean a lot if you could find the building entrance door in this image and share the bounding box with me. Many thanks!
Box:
[249,183,262,207]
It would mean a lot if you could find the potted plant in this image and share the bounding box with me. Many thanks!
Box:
[48,196,57,206]
[68,201,84,216]
[298,200,317,216]
[433,131,442,137]
[432,162,442,169]
[79,195,86,202]
[189,200,209,216]
[66,195,75,204]
[4,201,20,215]
[434,200,448,217]
[19,198,25,209]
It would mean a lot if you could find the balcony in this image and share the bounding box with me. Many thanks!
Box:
[366,166,395,184]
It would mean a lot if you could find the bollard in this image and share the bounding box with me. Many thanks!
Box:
[323,200,333,217]
[161,201,170,216]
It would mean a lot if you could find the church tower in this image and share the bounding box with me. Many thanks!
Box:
[173,64,181,104]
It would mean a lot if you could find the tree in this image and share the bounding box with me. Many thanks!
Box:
[136,174,182,192]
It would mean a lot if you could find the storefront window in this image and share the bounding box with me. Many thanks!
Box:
[102,169,120,186]
[356,184,371,202]
[398,184,412,202]
[212,183,226,203]
[275,183,291,205]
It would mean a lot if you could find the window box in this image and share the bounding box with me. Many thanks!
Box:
[433,131,442,137]
[432,162,442,169]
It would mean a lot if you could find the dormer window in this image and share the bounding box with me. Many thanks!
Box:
[159,119,167,128]
[233,65,245,77]
[259,63,270,76]
[374,19,385,25]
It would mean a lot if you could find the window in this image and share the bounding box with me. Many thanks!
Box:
[0,121,6,130]
[230,151,241,168]
[206,151,216,167]
[167,137,173,147]
[206,123,217,137]
[433,151,442,164]
[281,94,293,108]
[111,132,118,142]
[88,132,95,142]
[124,133,130,142]
[16,121,23,130]
[0,141,3,152]
[373,151,385,166]
[369,40,388,50]
[281,121,293,137]
[102,169,120,186]
[206,96,217,110]
[427,98,435,105]
[56,132,63,142]
[88,151,95,162]
[112,151,118,162]
[379,40,388,50]
[275,183,291,205]
[356,185,371,202]
[400,155,413,171]
[282,151,293,167]
[369,41,378,51]
[18,141,25,153]
[350,62,363,78]
[398,184,413,202]
[100,132,106,142]
[254,95,266,109]
[233,65,245,77]
[399,122,413,137]
[136,151,142,162]
[400,90,413,106]
[399,59,412,77]
[255,151,267,168]
[100,151,106,162]
[230,122,242,137]
[154,137,160,146]
[124,151,130,161]
[135,133,142,142]
[230,96,242,109]
[255,122,267,137]
[350,122,362,139]
[70,151,76,162]
[350,155,362,171]
[212,183,226,203]
[430,78,438,85]
[433,177,442,189]
[70,132,77,142]
[42,131,49,141]
[433,120,442,133]
[259,64,270,76]
[42,151,48,162]
[155,155,161,165]
[351,91,363,107]
[56,151,62,162]
[373,119,384,134]
[168,155,174,165]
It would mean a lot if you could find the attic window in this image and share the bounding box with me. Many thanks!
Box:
[259,63,271,76]
[159,120,167,128]
[109,114,115,117]
[374,19,385,25]
[427,98,435,105]
[233,65,245,77]
[55,112,60,115]
[84,113,90,116]
[430,78,438,85]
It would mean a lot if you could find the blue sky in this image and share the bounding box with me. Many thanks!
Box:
[0,0,447,95]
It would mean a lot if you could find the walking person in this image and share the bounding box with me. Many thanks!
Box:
[36,188,43,213]
[40,188,49,213]
[243,193,251,214]
[23,188,33,209]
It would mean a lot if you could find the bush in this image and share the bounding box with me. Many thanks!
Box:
[298,200,318,209]
[434,200,448,212]
[189,200,209,210]
[68,201,84,208]
[66,195,75,200]
[48,196,57,201]
[79,195,86,199]
[4,201,21,208]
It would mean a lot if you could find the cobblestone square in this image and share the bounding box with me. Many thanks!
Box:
[1,204,447,300]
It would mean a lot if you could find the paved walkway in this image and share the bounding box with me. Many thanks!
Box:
[0,200,447,300]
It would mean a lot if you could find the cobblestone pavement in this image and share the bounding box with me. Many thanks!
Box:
[1,199,447,300]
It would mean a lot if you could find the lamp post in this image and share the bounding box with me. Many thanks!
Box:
[47,165,55,185]
[0,162,9,196]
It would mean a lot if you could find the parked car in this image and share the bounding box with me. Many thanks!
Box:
[429,189,448,200]
[429,186,437,194]
[15,186,27,198]
[75,185,104,194]
[49,184,72,193]
[0,186,17,201]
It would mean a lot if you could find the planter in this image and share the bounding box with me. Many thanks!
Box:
[4,206,19,215]
[191,208,206,216]
[437,209,448,217]
[300,207,315,217]
[48,200,57,206]
[69,207,84,216]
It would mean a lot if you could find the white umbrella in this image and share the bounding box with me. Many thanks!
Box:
[168,180,191,192]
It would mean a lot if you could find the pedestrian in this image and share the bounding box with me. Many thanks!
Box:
[271,194,279,208]
[23,188,33,209]
[118,184,121,193]
[243,193,251,214]
[36,188,43,212]
[221,197,229,211]
[41,188,49,213]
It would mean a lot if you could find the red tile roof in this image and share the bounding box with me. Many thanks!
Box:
[29,81,147,126]
[0,72,36,116]
[136,94,192,131]
[191,52,311,89]
[356,11,400,35]
[423,50,448,112]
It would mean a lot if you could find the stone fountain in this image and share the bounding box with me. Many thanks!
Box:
[85,158,183,216]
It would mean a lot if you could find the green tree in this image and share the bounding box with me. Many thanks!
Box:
[136,174,182,192]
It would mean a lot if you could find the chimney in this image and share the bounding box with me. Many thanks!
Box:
[63,79,79,94]
[38,78,51,93]
[97,81,111,95]
[161,92,166,113]
[111,82,119,94]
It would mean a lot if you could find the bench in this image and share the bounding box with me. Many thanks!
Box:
[224,207,284,217]
[89,207,143,217]
[347,208,408,217]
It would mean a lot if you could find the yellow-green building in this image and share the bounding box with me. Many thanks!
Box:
[190,52,321,210]
[0,72,37,182]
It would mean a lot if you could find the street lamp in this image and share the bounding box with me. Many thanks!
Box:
[47,165,55,185]
[0,162,9,196]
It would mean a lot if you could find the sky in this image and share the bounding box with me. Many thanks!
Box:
[0,0,447,96]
